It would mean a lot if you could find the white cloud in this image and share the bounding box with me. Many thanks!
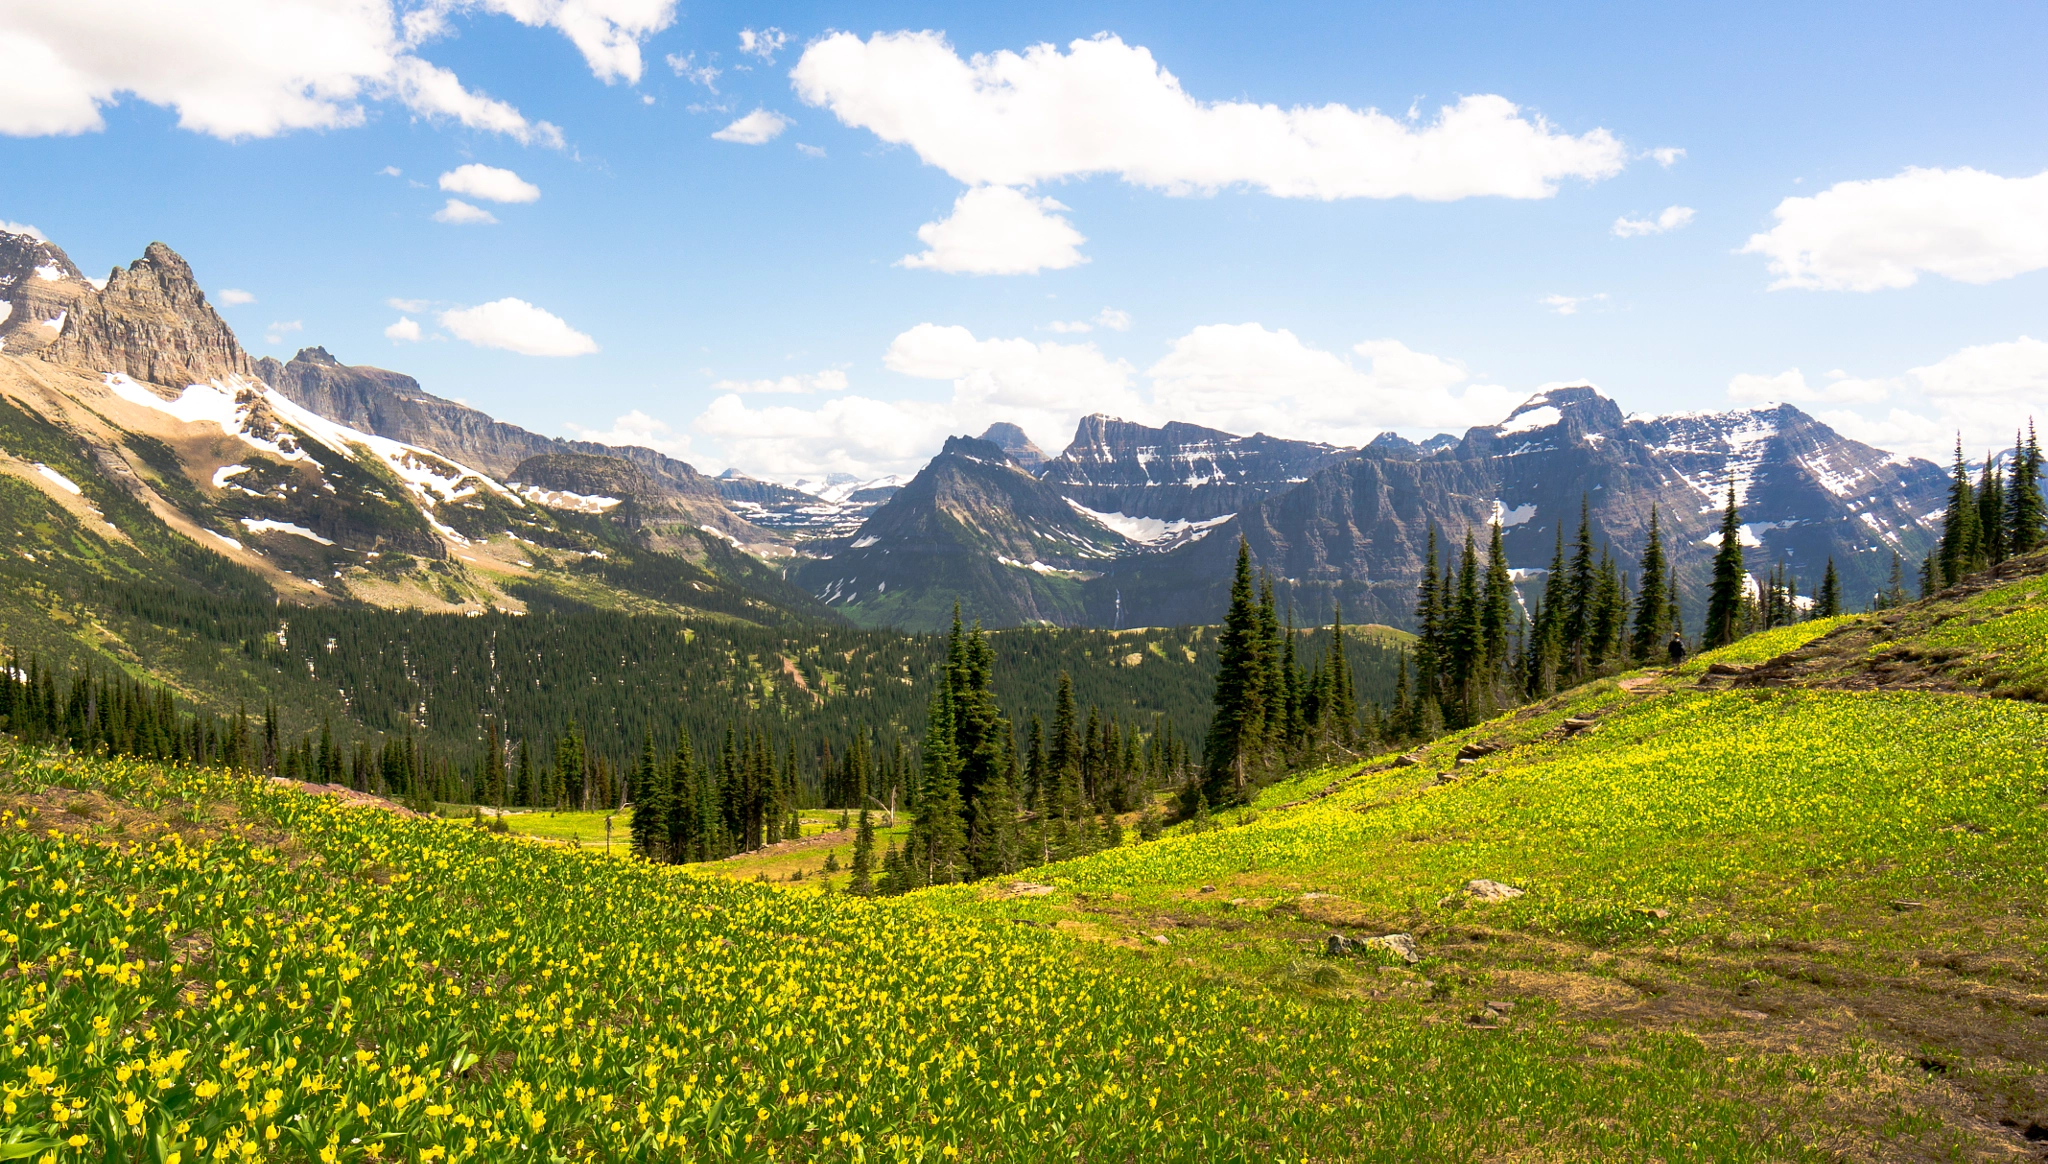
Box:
[1613,205,1694,237]
[1743,166,2048,291]
[438,163,539,203]
[1048,307,1133,334]
[692,322,1524,478]
[737,27,785,61]
[438,298,597,356]
[0,0,593,144]
[464,0,677,84]
[574,409,693,458]
[712,108,789,144]
[791,31,1626,200]
[900,185,1087,275]
[1147,325,1518,443]
[711,369,849,394]
[432,198,497,224]
[1746,336,2048,461]
[384,316,422,342]
[1,220,48,241]
[378,165,401,176]
[216,288,256,305]
[1540,292,1606,315]
[1650,147,1684,168]
[1726,368,1889,405]
[795,142,825,158]
[387,296,428,311]
[666,51,718,91]
[263,319,303,344]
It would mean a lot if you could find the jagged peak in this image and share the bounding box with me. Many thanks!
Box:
[44,238,250,388]
[1485,383,1624,437]
[979,422,1048,472]
[291,346,341,367]
[941,434,1017,465]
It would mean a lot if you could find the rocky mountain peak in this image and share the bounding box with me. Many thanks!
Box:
[45,240,251,387]
[978,422,1047,472]
[1479,385,1625,444]
[942,434,1019,466]
[0,229,97,358]
[293,346,342,367]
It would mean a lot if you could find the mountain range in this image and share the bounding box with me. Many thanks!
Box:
[0,227,1950,638]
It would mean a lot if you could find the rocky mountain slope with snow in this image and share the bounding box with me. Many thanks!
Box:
[0,229,825,637]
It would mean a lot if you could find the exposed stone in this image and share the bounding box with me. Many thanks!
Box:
[1393,753,1425,767]
[1006,882,1056,897]
[1456,741,1501,761]
[0,228,97,358]
[1465,879,1525,903]
[1365,933,1422,964]
[46,242,252,387]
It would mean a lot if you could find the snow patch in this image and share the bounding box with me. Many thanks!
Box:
[1492,500,1537,528]
[32,264,64,281]
[212,464,251,488]
[32,463,81,495]
[850,535,879,549]
[511,483,620,513]
[0,301,11,325]
[1497,406,1561,436]
[240,517,335,546]
[41,311,65,331]
[206,529,244,551]
[1063,499,1234,548]
[1701,523,1766,549]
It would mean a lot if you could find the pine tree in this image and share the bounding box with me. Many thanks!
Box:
[908,685,966,885]
[1664,565,1683,645]
[1630,506,1669,662]
[630,730,667,858]
[848,808,876,896]
[1479,522,1514,686]
[1938,438,1984,586]
[481,720,505,807]
[1203,540,1269,804]
[1875,552,1909,610]
[1816,559,1841,618]
[1445,529,1483,722]
[1705,481,1747,648]
[1564,498,1597,679]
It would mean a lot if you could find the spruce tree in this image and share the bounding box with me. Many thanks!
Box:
[481,720,505,807]
[630,730,667,858]
[909,686,966,885]
[1445,529,1483,721]
[1630,506,1669,662]
[1413,525,1443,710]
[1978,455,2008,565]
[1664,565,1683,645]
[1705,482,1747,648]
[1938,438,1984,586]
[1816,559,1841,618]
[1564,498,1597,679]
[848,808,875,896]
[2008,422,2045,555]
[1479,522,1514,685]
[1203,540,1269,804]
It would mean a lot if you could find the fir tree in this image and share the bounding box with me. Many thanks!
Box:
[1875,552,1909,610]
[2008,422,2045,555]
[1203,540,1269,804]
[1938,437,1984,586]
[1978,455,2008,565]
[848,808,875,896]
[1564,498,1597,679]
[908,686,967,885]
[1630,506,1669,662]
[1705,481,1747,648]
[1816,559,1841,618]
[630,730,667,858]
[481,720,505,807]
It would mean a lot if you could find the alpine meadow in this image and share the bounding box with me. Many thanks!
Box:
[5,3,2048,1160]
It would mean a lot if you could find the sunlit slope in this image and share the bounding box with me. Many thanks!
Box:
[5,755,1842,1162]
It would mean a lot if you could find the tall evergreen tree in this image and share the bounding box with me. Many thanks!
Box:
[908,685,966,885]
[630,730,667,858]
[1445,529,1483,720]
[1978,455,2008,565]
[1938,437,1984,587]
[2008,422,2045,555]
[1705,482,1747,648]
[1564,498,1597,678]
[1203,540,1269,804]
[1479,522,1515,681]
[1630,506,1669,662]
[848,807,876,896]
[1816,559,1841,618]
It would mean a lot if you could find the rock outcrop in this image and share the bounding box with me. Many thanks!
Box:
[1040,415,1355,521]
[0,229,99,358]
[46,242,251,386]
[978,422,1048,473]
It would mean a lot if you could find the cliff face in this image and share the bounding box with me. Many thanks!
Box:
[47,242,251,386]
[0,230,98,359]
[1040,415,1355,521]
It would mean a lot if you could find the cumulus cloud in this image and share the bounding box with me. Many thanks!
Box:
[901,186,1087,275]
[1048,307,1133,334]
[1741,336,2048,461]
[215,288,255,305]
[1726,368,1889,405]
[666,51,719,91]
[712,108,789,143]
[384,316,421,342]
[386,296,428,311]
[737,27,785,61]
[1649,147,1684,168]
[1540,292,1606,315]
[432,198,497,224]
[0,0,607,144]
[1,219,47,241]
[1613,205,1694,237]
[263,319,303,344]
[711,369,849,394]
[438,298,597,356]
[1147,326,1518,444]
[438,163,539,202]
[1744,166,2048,291]
[792,31,1625,200]
[573,409,693,458]
[691,322,1526,479]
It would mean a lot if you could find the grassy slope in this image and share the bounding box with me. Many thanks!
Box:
[8,552,2048,1161]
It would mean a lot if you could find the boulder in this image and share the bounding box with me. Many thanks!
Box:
[1465,879,1525,903]
[1366,933,1422,964]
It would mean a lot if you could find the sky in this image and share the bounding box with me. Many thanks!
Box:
[2,0,2045,482]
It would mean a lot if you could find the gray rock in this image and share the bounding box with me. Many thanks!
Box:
[1465,879,1525,902]
[1366,933,1422,964]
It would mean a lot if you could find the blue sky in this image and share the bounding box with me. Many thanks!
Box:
[3,1,2045,480]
